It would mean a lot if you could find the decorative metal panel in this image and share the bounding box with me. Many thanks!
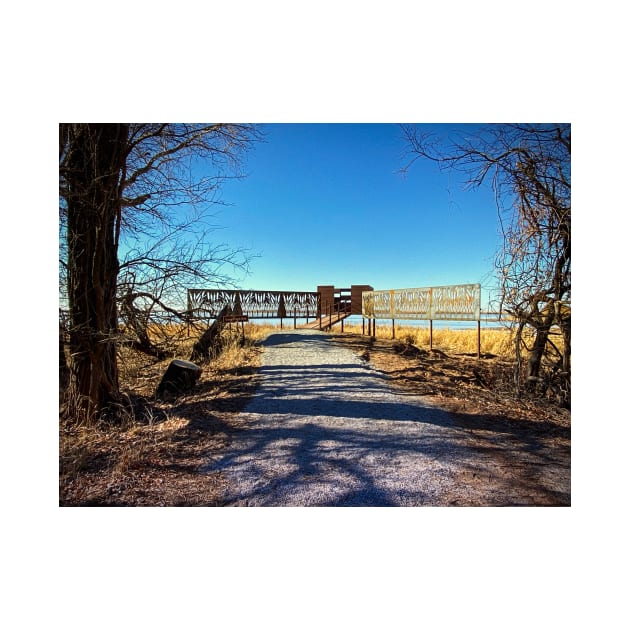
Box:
[392,287,432,319]
[431,284,480,320]
[362,284,480,321]
[188,289,319,319]
[361,292,373,318]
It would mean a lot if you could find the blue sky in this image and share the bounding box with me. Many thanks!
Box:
[213,123,502,309]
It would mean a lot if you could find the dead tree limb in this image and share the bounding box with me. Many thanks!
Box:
[189,304,232,363]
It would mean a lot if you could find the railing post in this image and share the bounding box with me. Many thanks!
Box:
[477,319,481,359]
[429,320,433,350]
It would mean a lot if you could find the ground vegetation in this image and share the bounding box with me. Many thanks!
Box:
[60,323,569,506]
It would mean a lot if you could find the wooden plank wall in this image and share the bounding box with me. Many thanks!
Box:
[351,285,373,315]
[316,285,335,317]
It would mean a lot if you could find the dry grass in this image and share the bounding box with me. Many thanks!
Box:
[340,321,566,360]
[341,322,515,356]
[60,324,269,506]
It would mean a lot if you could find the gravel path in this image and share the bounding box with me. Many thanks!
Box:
[205,330,565,506]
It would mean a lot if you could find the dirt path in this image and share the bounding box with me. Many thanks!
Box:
[205,330,570,506]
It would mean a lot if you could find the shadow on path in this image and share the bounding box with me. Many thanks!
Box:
[206,331,570,506]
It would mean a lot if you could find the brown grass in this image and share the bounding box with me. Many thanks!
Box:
[342,322,515,356]
[341,321,565,360]
[60,325,267,506]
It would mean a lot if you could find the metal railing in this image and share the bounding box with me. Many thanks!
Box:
[318,294,352,331]
[362,284,481,321]
[187,289,320,320]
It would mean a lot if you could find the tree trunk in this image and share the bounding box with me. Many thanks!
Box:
[190,305,231,363]
[64,124,129,422]
[526,326,550,389]
[59,323,69,393]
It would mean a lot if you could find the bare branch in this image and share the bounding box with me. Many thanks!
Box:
[401,123,570,404]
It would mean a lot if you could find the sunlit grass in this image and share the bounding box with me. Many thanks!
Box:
[339,322,515,356]
[122,317,564,362]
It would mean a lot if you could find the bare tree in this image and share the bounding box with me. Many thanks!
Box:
[116,222,252,359]
[401,124,570,405]
[60,124,129,421]
[59,123,261,422]
[116,124,260,357]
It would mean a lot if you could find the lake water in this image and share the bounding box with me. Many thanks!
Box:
[340,315,510,331]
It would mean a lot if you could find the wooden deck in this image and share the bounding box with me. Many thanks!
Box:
[300,311,351,330]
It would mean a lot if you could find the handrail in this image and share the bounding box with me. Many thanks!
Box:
[319,298,351,330]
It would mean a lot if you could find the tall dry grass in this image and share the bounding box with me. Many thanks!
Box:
[239,320,519,357]
[125,318,562,366]
[205,323,276,370]
[340,322,516,357]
